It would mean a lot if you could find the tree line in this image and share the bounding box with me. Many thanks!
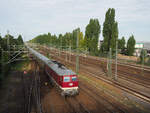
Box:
[30,8,136,56]
[0,34,23,85]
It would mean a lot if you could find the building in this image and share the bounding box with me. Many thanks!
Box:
[133,43,144,56]
[98,40,150,56]
[134,42,150,57]
[135,43,144,49]
[143,42,150,56]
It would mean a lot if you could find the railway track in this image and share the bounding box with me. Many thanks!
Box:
[80,70,150,105]
[22,71,28,113]
[48,48,150,87]
[31,45,150,112]
[22,60,44,113]
[48,51,150,104]
[50,48,150,87]
[64,97,90,113]
[33,62,44,113]
[42,47,150,92]
[79,81,137,113]
[22,62,34,113]
[52,50,150,103]
[41,45,150,72]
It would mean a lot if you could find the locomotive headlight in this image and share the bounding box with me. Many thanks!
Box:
[69,83,73,86]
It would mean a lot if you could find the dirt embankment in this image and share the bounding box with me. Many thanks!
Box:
[118,54,138,61]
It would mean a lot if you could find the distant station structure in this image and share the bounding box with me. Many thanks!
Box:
[134,42,150,57]
[143,42,150,56]
[98,39,150,57]
[134,43,144,56]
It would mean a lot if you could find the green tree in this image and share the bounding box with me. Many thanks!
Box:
[58,34,63,48]
[2,34,16,50]
[29,33,59,46]
[0,33,20,84]
[85,18,100,55]
[102,8,118,54]
[63,32,71,49]
[0,35,2,81]
[118,37,126,53]
[17,35,24,45]
[78,32,85,49]
[0,35,2,44]
[126,35,136,56]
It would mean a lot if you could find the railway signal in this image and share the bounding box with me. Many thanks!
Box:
[24,70,27,74]
[141,49,146,76]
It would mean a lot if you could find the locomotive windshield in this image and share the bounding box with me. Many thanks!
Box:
[72,76,77,81]
[64,77,70,82]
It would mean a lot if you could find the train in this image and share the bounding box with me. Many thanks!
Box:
[27,46,79,96]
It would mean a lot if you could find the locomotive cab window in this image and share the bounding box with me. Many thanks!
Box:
[72,76,77,81]
[64,77,70,82]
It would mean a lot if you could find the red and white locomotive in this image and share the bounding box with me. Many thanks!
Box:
[27,46,79,96]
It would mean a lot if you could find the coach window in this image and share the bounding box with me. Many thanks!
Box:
[64,77,70,82]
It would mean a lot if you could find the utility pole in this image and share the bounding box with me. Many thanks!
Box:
[58,38,60,57]
[61,37,62,57]
[66,50,67,62]
[107,54,109,71]
[1,49,4,77]
[69,41,71,62]
[108,48,112,77]
[141,49,145,76]
[7,30,10,55]
[76,31,79,75]
[59,46,60,56]
[115,39,118,80]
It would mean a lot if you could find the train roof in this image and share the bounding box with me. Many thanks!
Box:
[27,46,76,76]
[47,60,76,76]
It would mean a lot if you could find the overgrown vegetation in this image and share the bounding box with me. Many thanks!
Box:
[0,34,24,85]
[85,18,100,55]
[118,37,126,53]
[11,59,30,71]
[30,23,100,56]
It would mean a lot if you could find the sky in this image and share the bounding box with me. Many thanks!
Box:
[0,0,150,42]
